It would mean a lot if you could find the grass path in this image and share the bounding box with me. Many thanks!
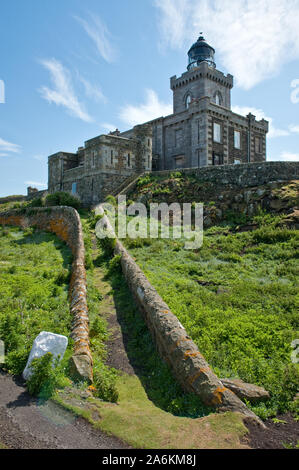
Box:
[56,228,249,449]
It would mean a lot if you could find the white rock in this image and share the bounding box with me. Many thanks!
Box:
[23,331,68,381]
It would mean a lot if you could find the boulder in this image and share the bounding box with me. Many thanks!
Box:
[69,354,93,384]
[221,378,270,403]
[23,331,68,380]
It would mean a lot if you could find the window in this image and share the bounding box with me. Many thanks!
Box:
[212,154,224,166]
[234,130,241,149]
[234,159,241,165]
[72,182,77,194]
[255,136,262,153]
[148,139,151,147]
[92,150,96,167]
[186,94,192,109]
[215,91,222,106]
[111,150,113,164]
[128,153,131,167]
[213,122,221,143]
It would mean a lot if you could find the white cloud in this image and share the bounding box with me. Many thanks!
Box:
[33,154,45,162]
[232,106,289,139]
[290,79,299,104]
[289,124,299,133]
[0,138,21,154]
[25,181,47,188]
[74,13,116,63]
[78,75,107,103]
[155,0,299,89]
[39,59,93,122]
[269,152,299,162]
[119,89,172,127]
[101,123,118,133]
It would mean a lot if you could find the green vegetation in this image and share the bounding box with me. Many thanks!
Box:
[0,225,73,384]
[0,191,81,213]
[123,215,299,419]
[79,211,119,402]
[44,191,81,209]
[26,352,70,399]
[56,374,247,449]
[93,235,212,419]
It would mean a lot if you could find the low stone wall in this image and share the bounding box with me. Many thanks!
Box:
[95,205,264,425]
[0,207,93,383]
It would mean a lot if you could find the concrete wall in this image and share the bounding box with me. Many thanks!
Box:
[0,207,93,383]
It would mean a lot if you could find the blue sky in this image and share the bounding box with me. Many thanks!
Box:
[1,0,299,197]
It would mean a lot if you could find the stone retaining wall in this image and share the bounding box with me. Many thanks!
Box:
[124,161,299,197]
[154,161,299,186]
[95,205,264,425]
[0,207,93,383]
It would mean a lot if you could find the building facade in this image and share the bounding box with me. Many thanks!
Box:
[122,35,269,170]
[48,124,152,205]
[48,35,268,205]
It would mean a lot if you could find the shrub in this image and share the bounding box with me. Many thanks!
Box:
[107,254,122,274]
[55,268,71,285]
[137,175,151,188]
[26,353,56,397]
[45,192,81,209]
[5,348,29,375]
[170,171,182,179]
[90,316,107,339]
[252,227,295,244]
[97,235,116,257]
[104,195,117,207]
[88,211,104,229]
[224,209,248,226]
[28,197,44,208]
[125,237,152,249]
[26,353,69,399]
[93,361,119,403]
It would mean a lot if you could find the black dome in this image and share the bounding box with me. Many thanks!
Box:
[187,35,216,70]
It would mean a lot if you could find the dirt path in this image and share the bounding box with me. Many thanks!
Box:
[0,371,129,449]
[92,234,136,375]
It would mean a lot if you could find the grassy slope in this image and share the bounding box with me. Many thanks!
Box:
[53,212,249,449]
[124,216,299,419]
[56,374,248,449]
[0,225,73,376]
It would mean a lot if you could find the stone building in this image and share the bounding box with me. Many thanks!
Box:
[48,124,152,205]
[122,35,269,170]
[48,34,268,205]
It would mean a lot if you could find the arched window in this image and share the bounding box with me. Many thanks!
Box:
[214,91,222,106]
[185,94,192,109]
